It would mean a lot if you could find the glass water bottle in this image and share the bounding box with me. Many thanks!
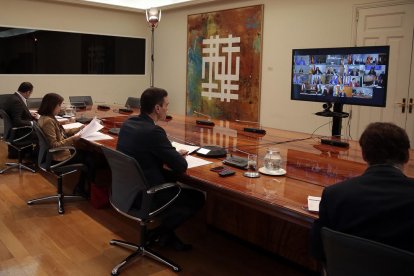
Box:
[264,148,282,172]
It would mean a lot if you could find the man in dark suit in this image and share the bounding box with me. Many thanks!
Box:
[4,82,35,127]
[117,87,205,251]
[3,82,37,158]
[311,122,414,261]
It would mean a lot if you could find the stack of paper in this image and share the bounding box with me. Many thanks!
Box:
[76,117,113,141]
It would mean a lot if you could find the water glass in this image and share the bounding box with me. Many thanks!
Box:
[244,154,260,178]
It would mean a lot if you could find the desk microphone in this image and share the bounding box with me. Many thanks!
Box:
[235,119,266,135]
[194,111,215,126]
[223,147,249,169]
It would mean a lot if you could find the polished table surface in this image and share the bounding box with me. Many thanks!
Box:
[75,106,414,270]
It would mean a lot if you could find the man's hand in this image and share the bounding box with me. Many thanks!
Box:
[178,149,189,156]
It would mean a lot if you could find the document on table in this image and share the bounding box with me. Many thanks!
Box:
[171,141,199,154]
[55,115,69,124]
[62,122,83,130]
[307,196,321,212]
[185,155,212,168]
[76,117,113,141]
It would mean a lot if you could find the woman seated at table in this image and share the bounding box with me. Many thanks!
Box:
[37,92,92,196]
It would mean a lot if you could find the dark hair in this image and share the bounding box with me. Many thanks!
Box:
[140,87,168,114]
[18,82,33,93]
[38,93,64,116]
[359,122,410,165]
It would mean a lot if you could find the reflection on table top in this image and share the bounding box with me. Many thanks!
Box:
[75,108,414,226]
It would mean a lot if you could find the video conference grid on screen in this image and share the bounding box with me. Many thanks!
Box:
[291,50,388,106]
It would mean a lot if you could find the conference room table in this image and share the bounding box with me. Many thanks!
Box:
[74,106,414,271]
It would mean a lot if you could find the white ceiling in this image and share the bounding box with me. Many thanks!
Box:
[50,0,224,12]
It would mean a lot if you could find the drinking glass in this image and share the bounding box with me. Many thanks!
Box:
[244,154,260,178]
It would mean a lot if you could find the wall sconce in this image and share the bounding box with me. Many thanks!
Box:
[146,7,162,87]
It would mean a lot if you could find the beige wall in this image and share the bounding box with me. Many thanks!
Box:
[156,0,402,135]
[0,0,150,105]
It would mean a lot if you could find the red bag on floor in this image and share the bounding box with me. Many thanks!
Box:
[90,183,110,209]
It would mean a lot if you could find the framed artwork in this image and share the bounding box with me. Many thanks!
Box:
[186,5,263,122]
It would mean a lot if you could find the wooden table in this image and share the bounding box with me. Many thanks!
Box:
[76,108,414,270]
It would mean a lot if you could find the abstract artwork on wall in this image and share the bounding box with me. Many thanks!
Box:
[186,5,263,122]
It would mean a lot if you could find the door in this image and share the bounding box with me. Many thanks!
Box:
[351,2,414,144]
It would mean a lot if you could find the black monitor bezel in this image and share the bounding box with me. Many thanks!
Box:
[291,45,390,108]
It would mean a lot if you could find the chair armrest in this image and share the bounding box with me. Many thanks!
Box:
[11,125,33,142]
[147,182,180,194]
[49,146,77,169]
[147,182,181,217]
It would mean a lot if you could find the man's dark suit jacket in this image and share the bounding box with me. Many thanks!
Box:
[116,113,188,188]
[311,164,414,260]
[4,92,33,127]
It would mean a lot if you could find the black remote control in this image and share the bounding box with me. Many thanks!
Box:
[243,127,266,134]
[196,120,215,126]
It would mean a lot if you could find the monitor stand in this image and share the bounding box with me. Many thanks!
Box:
[315,102,350,148]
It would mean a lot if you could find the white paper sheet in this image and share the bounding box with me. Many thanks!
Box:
[81,132,113,141]
[62,122,83,130]
[171,141,199,154]
[77,117,103,138]
[185,155,212,169]
[307,196,321,212]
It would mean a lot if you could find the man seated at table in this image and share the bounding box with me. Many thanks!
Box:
[116,87,205,251]
[311,122,414,261]
[3,82,37,159]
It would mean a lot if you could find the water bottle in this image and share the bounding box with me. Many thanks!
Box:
[264,148,282,172]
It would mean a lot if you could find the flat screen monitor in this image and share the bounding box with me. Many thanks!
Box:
[291,45,389,107]
[291,46,390,139]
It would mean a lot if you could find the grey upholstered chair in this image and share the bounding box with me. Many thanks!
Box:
[321,227,414,276]
[27,123,86,214]
[27,97,43,109]
[125,97,140,109]
[101,146,181,275]
[0,109,36,174]
[69,96,93,107]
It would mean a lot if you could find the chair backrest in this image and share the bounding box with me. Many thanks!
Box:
[321,227,414,276]
[0,94,11,110]
[32,123,53,171]
[69,96,93,106]
[101,146,151,217]
[27,97,43,109]
[0,109,12,141]
[0,95,10,136]
[125,97,140,109]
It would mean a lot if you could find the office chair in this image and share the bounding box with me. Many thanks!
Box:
[0,109,36,174]
[69,96,93,106]
[125,97,140,109]
[0,94,11,137]
[27,97,43,109]
[101,146,181,275]
[321,227,414,276]
[27,123,86,214]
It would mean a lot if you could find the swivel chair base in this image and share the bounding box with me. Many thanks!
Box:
[110,239,181,275]
[0,162,36,174]
[27,193,84,214]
